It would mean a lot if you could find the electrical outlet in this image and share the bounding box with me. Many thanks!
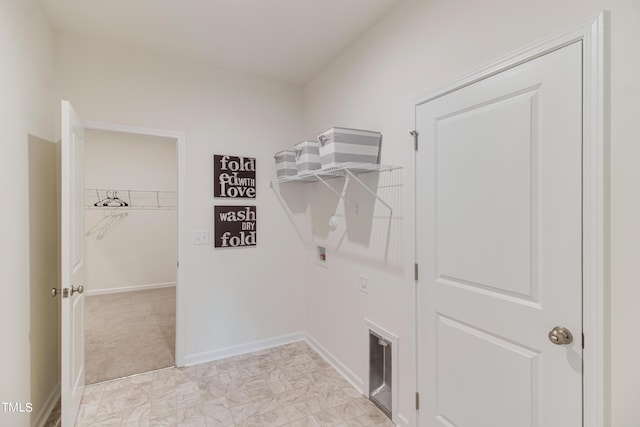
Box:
[194,230,209,245]
[316,245,327,267]
[358,275,368,294]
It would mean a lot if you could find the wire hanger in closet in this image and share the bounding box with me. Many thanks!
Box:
[94,190,129,207]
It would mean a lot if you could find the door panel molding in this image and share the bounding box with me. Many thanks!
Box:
[413,12,607,427]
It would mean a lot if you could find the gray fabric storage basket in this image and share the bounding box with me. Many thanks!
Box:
[294,140,321,174]
[274,150,297,177]
[317,127,382,169]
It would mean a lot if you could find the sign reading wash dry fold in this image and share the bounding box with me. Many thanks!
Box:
[214,206,257,248]
[213,154,256,198]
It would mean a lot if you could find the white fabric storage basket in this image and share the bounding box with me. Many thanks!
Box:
[317,127,381,169]
[274,150,297,177]
[294,140,321,174]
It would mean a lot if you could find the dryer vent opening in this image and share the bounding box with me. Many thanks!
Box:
[369,330,392,418]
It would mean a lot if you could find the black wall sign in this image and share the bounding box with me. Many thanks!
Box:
[214,205,257,248]
[213,155,256,198]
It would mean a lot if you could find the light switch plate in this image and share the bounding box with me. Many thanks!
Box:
[194,230,209,245]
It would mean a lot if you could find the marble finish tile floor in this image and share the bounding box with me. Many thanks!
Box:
[74,341,394,426]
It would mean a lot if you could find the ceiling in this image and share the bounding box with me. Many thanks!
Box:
[36,0,403,85]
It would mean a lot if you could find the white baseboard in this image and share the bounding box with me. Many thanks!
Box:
[85,282,175,296]
[303,333,365,394]
[396,415,410,427]
[32,381,60,427]
[182,332,306,366]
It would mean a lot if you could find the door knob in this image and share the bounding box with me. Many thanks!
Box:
[50,288,60,297]
[548,326,573,345]
[71,285,84,296]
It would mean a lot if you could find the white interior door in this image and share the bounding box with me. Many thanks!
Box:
[416,42,583,426]
[61,100,86,427]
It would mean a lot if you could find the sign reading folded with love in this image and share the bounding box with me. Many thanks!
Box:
[213,155,256,198]
[214,206,257,248]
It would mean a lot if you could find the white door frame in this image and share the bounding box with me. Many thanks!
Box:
[83,120,187,367]
[413,12,607,427]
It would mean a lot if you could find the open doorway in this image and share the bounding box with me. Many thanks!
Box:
[82,129,178,384]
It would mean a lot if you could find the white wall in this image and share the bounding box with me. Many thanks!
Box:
[54,33,307,362]
[303,0,639,425]
[0,1,54,426]
[84,130,177,293]
[28,136,60,427]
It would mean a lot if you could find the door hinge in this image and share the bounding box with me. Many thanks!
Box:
[177,260,179,268]
[410,130,418,151]
[582,332,585,349]
[416,392,420,410]
[414,263,419,281]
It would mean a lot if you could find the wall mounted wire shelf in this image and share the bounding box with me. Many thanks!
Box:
[85,189,176,210]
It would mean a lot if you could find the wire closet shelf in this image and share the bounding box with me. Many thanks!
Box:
[270,162,402,184]
[85,189,176,210]
[270,162,402,215]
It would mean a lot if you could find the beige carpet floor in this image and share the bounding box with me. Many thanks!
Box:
[85,287,175,384]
